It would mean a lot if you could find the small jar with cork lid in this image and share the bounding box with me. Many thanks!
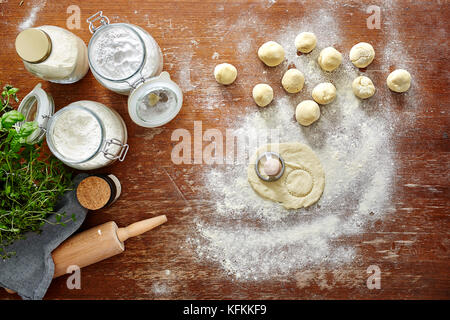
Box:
[76,174,122,210]
[15,26,89,83]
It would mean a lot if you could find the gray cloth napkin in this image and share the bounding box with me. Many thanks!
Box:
[0,173,89,300]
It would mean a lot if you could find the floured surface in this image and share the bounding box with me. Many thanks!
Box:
[190,4,417,281]
[1,0,446,299]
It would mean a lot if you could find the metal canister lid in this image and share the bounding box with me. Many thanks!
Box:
[15,28,52,63]
[127,72,183,128]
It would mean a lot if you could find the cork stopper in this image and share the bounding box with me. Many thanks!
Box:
[76,176,112,210]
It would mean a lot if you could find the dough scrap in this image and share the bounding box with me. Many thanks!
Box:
[296,100,320,126]
[387,69,411,93]
[318,47,342,72]
[247,143,325,209]
[312,82,336,105]
[295,32,317,53]
[252,83,274,107]
[214,63,237,85]
[349,42,375,68]
[258,41,285,67]
[281,68,305,93]
[352,76,375,99]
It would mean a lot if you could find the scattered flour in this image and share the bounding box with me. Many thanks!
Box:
[190,4,418,281]
[18,0,46,31]
[177,46,196,92]
[151,282,170,296]
[263,0,277,9]
[212,52,220,60]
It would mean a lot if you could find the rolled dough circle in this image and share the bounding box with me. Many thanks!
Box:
[247,143,325,209]
[285,169,313,197]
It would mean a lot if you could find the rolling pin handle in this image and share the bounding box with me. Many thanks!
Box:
[4,288,16,294]
[117,215,167,242]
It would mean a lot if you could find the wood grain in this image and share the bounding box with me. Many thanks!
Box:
[0,0,449,299]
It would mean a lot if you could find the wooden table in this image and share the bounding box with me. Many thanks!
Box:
[0,0,448,300]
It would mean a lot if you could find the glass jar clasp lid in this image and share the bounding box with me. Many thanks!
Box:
[87,11,110,34]
[102,138,129,162]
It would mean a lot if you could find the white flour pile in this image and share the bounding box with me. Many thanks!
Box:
[18,0,47,31]
[187,4,417,280]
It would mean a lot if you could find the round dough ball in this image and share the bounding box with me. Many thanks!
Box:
[294,32,317,53]
[214,63,237,85]
[257,41,285,67]
[352,76,376,99]
[252,83,274,107]
[264,158,281,176]
[387,69,411,93]
[312,82,336,104]
[318,47,342,72]
[281,69,305,93]
[295,100,320,126]
[349,42,375,68]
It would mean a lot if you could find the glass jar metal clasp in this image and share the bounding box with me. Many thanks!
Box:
[102,138,129,162]
[127,70,147,90]
[87,11,110,34]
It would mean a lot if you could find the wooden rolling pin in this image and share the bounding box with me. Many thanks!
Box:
[4,215,167,293]
[52,215,167,277]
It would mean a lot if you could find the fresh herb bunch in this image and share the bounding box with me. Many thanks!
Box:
[0,84,73,259]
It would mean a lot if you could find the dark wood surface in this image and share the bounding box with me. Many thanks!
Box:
[0,0,449,299]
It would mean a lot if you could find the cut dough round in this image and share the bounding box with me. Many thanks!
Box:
[248,143,325,209]
[318,47,342,71]
[281,68,305,93]
[349,42,375,68]
[252,83,274,107]
[258,41,285,67]
[286,170,313,197]
[294,32,317,53]
[352,76,376,99]
[214,63,237,85]
[387,69,411,93]
[295,100,320,126]
[312,82,336,104]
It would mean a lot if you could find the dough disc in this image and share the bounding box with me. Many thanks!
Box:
[286,169,313,197]
[247,143,325,209]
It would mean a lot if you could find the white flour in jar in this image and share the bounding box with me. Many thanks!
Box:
[51,108,102,162]
[50,101,127,170]
[90,26,145,80]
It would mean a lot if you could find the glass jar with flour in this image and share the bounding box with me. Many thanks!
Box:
[86,12,183,128]
[15,26,89,83]
[17,84,129,170]
[86,11,163,95]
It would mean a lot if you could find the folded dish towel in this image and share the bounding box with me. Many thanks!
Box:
[0,173,88,300]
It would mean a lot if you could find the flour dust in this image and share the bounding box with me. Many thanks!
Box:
[18,0,46,31]
[187,4,417,281]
